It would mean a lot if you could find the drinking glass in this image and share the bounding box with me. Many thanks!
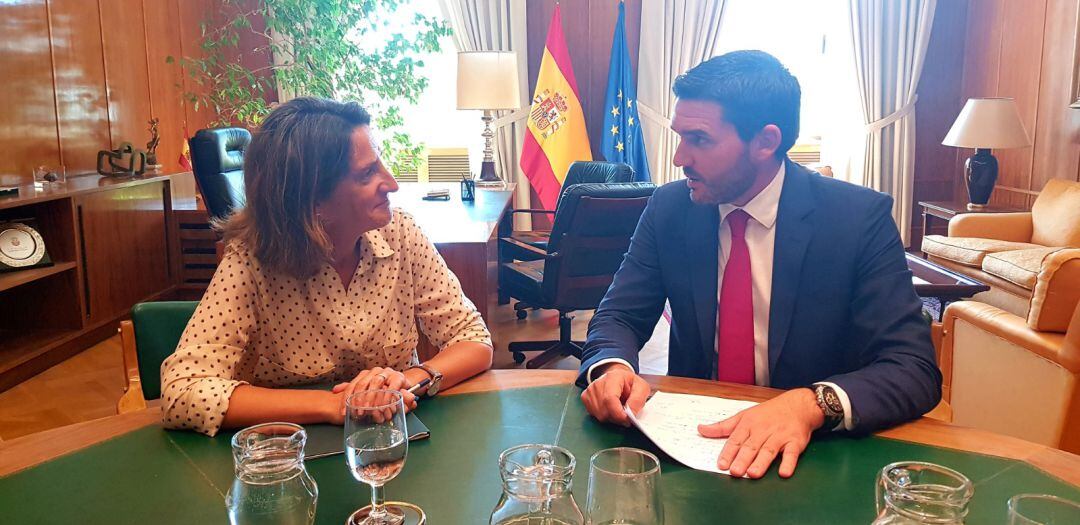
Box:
[585,447,663,525]
[345,390,425,525]
[1008,494,1080,524]
[873,461,973,524]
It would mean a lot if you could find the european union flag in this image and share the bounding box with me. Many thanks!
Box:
[601,2,650,182]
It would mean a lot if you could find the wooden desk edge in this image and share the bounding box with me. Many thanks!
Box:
[3,370,1078,487]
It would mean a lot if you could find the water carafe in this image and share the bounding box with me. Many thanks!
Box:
[490,443,584,525]
[225,422,318,525]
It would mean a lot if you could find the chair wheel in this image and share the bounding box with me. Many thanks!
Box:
[516,309,528,320]
[513,352,526,364]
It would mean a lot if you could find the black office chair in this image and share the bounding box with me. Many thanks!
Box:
[189,127,250,221]
[499,161,637,309]
[501,182,655,368]
[502,161,636,260]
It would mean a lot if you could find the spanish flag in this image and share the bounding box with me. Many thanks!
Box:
[520,5,592,210]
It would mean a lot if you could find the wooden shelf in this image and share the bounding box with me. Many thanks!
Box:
[0,261,78,293]
[0,328,78,375]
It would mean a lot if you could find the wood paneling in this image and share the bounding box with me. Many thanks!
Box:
[99,0,152,151]
[933,0,1080,209]
[0,1,62,183]
[526,0,643,161]
[1031,0,1080,196]
[48,0,111,175]
[912,0,1080,245]
[0,0,270,184]
[910,0,971,249]
[77,181,171,324]
[142,0,187,174]
[994,0,1047,208]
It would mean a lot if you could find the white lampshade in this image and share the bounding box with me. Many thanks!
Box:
[942,98,1032,149]
[456,52,521,111]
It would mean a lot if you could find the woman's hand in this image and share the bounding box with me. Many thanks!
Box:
[328,367,418,423]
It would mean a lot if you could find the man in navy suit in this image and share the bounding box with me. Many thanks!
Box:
[579,50,941,479]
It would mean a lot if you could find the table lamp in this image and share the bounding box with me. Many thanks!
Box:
[456,51,521,182]
[942,97,1031,209]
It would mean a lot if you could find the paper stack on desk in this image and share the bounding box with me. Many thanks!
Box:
[626,391,758,475]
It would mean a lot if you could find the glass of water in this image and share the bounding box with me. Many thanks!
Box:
[345,390,424,525]
[585,447,664,525]
[1008,494,1080,524]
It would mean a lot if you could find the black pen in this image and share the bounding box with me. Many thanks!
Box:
[407,378,431,396]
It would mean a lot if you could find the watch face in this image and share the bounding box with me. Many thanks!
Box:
[0,224,45,267]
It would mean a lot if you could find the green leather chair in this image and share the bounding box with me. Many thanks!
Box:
[118,301,199,413]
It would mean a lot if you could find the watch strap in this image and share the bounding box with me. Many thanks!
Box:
[410,363,442,397]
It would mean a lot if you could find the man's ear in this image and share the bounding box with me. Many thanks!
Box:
[751,124,782,161]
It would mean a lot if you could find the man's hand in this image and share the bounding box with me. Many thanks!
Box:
[580,363,651,427]
[697,388,825,479]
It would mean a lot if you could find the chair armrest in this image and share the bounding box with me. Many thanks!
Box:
[500,237,548,258]
[943,301,1073,375]
[116,320,148,414]
[510,208,556,216]
[948,212,1032,242]
[1029,248,1080,333]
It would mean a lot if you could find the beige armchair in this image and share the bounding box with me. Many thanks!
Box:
[921,179,1080,326]
[940,300,1080,453]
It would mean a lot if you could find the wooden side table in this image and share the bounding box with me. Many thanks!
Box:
[918,201,1028,254]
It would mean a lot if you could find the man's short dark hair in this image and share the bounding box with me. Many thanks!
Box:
[673,50,801,159]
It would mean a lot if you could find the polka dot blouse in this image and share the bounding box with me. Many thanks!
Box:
[160,209,492,436]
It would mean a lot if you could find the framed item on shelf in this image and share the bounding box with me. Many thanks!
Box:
[0,219,52,272]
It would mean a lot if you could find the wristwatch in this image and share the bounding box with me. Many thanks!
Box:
[813,384,845,429]
[409,363,443,397]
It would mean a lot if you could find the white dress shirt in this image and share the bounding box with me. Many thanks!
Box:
[589,163,853,431]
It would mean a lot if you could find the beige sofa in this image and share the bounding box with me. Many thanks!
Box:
[921,179,1080,328]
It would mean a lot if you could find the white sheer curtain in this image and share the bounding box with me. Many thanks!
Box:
[848,0,936,246]
[638,0,728,185]
[439,0,531,224]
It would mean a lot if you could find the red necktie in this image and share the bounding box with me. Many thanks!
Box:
[717,209,755,384]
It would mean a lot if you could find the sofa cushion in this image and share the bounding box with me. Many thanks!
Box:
[921,235,1040,267]
[981,247,1061,290]
[1031,179,1080,248]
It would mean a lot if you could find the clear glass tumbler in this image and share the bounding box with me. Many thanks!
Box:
[225,422,318,525]
[585,447,663,525]
[873,461,973,524]
[1008,494,1080,524]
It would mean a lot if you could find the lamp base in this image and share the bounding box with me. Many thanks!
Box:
[964,148,997,207]
[478,160,499,182]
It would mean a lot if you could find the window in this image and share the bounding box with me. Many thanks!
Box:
[361,1,484,179]
[716,0,864,177]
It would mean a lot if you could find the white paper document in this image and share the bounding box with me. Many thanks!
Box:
[626,391,758,475]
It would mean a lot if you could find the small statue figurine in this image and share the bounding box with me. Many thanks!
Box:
[97,142,147,177]
[145,118,162,169]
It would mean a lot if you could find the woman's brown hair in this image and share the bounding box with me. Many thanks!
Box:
[221,97,371,278]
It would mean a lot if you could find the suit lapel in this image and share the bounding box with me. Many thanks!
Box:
[768,160,816,373]
[685,201,719,376]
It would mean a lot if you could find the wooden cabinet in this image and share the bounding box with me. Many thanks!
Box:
[0,174,180,392]
[76,182,172,325]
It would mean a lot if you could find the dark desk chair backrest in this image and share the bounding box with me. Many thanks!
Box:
[542,182,655,309]
[556,161,636,209]
[189,127,250,221]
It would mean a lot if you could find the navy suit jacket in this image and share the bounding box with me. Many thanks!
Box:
[578,160,942,433]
